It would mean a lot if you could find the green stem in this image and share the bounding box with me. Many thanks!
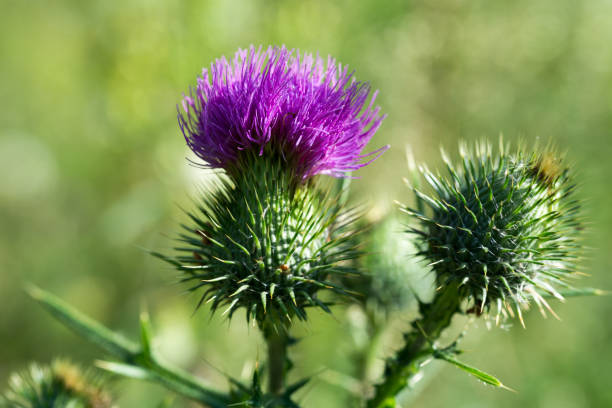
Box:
[360,323,385,384]
[356,310,385,387]
[144,358,229,406]
[367,284,462,408]
[263,327,290,395]
[348,311,385,407]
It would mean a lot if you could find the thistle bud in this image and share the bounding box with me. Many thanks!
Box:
[1,360,112,408]
[405,142,581,323]
[348,214,429,315]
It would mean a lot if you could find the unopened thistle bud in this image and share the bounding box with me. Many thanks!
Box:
[349,214,427,314]
[405,142,581,324]
[1,360,112,408]
[159,45,388,329]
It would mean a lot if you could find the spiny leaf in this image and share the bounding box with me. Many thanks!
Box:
[434,351,514,391]
[284,377,310,397]
[26,284,139,360]
[27,286,231,408]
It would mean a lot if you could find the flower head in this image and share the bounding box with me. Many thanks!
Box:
[405,142,582,325]
[155,161,361,329]
[178,45,387,180]
[1,360,112,408]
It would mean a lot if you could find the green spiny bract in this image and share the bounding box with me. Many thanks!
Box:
[404,142,581,324]
[0,360,112,408]
[156,155,361,329]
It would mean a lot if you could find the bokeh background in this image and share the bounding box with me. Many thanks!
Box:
[1,0,611,407]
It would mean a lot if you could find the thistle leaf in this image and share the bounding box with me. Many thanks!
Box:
[26,285,231,408]
[25,284,139,360]
[434,351,514,391]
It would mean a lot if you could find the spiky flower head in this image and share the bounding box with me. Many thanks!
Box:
[405,142,581,324]
[156,158,361,329]
[178,45,387,181]
[1,360,112,408]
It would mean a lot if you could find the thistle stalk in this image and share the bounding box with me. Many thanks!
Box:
[357,317,385,385]
[262,324,290,395]
[368,283,462,408]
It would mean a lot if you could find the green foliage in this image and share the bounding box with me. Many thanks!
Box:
[367,280,462,408]
[0,360,111,408]
[228,365,307,408]
[26,285,311,407]
[27,286,230,408]
[155,155,361,329]
[433,349,512,391]
[405,143,582,323]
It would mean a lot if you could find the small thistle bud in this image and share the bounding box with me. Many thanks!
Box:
[160,46,388,329]
[347,214,428,314]
[1,360,112,408]
[405,142,581,323]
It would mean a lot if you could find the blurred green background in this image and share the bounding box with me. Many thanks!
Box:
[1,0,611,407]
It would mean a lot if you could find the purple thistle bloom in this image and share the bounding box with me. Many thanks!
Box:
[178,45,388,180]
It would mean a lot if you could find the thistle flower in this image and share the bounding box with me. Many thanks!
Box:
[405,142,581,324]
[1,360,112,408]
[178,45,387,181]
[161,46,386,329]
